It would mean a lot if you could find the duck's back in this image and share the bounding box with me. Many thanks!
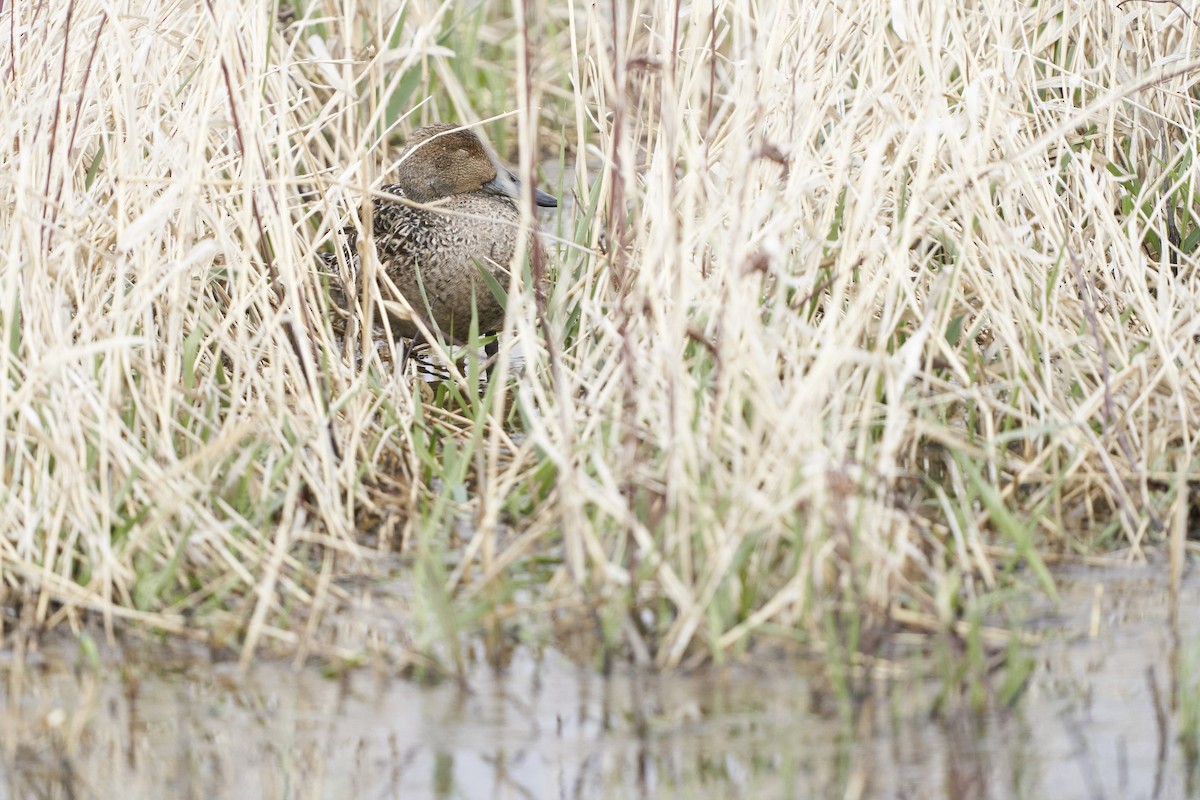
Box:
[372,185,524,340]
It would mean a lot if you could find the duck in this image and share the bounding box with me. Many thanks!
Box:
[325,123,557,355]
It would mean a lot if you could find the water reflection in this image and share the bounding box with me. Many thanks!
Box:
[1,566,1196,799]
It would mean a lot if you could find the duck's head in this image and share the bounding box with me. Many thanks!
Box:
[395,123,557,208]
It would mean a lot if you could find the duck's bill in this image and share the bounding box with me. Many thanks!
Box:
[484,171,558,208]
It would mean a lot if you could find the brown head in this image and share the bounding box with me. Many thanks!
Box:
[394,123,557,208]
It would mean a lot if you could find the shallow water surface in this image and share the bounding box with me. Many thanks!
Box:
[2,565,1197,799]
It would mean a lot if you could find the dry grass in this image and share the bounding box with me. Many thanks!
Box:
[1,0,1198,671]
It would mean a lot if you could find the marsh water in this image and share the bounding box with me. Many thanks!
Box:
[1,565,1197,799]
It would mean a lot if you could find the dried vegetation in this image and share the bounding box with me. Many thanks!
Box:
[1,0,1198,671]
